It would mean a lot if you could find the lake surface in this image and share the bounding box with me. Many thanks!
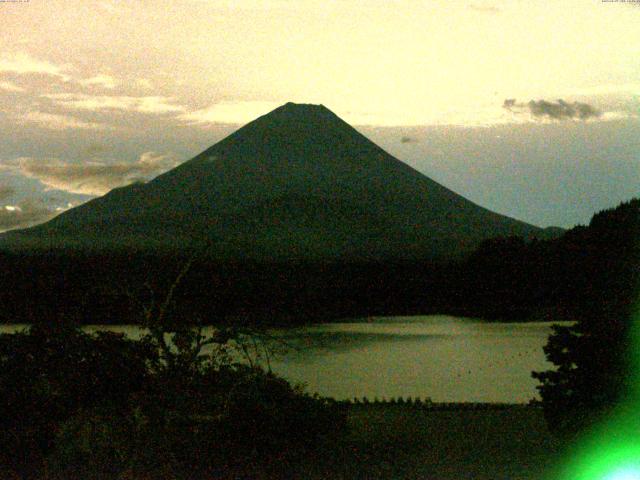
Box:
[267,316,565,403]
[0,316,567,403]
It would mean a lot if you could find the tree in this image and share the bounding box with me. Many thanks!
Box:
[0,321,153,478]
[532,199,640,437]
[0,258,348,479]
[123,260,347,479]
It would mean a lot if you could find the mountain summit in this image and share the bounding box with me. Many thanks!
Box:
[5,102,551,259]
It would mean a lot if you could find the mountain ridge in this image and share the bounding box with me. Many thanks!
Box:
[2,102,559,260]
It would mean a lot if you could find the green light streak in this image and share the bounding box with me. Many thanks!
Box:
[555,310,640,480]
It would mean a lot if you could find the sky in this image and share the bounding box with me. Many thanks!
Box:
[0,0,638,231]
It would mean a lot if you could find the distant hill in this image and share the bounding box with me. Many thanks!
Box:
[2,102,558,260]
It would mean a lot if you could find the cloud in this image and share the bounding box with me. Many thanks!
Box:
[190,0,300,11]
[17,152,182,196]
[97,1,124,14]
[573,82,640,96]
[0,198,63,233]
[503,98,601,120]
[17,111,107,130]
[178,100,281,125]
[43,93,186,114]
[528,99,600,120]
[0,53,72,81]
[0,55,140,94]
[0,185,15,202]
[469,4,501,14]
[0,81,25,92]
[84,143,110,156]
[135,78,153,90]
[78,74,119,89]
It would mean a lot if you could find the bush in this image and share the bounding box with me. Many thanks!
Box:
[532,199,640,438]
[0,323,151,477]
[44,364,346,479]
[0,321,348,479]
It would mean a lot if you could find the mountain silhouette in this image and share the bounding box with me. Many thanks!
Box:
[3,103,556,260]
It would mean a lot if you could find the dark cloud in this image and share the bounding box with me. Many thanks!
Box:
[400,136,418,143]
[527,99,601,120]
[0,198,59,232]
[17,151,180,196]
[503,98,601,120]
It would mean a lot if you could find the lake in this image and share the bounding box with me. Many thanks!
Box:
[0,316,566,404]
[267,316,565,403]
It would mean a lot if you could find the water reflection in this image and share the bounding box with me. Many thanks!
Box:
[267,316,567,403]
[0,316,568,403]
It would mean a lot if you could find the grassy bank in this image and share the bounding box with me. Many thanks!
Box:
[0,402,569,479]
[328,404,565,480]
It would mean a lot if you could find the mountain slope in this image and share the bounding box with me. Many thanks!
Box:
[4,102,554,260]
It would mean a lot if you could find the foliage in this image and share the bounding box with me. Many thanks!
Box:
[0,293,347,479]
[532,199,640,437]
[46,363,346,479]
[0,322,152,477]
